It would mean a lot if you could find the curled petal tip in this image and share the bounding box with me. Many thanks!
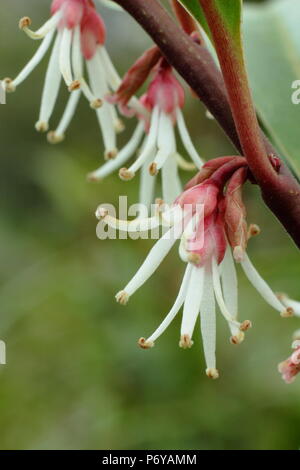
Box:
[19,16,31,30]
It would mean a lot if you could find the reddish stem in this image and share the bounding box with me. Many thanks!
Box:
[170,0,201,38]
[113,0,300,248]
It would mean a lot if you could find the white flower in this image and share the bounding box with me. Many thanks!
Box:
[89,63,204,205]
[1,0,141,158]
[96,175,292,378]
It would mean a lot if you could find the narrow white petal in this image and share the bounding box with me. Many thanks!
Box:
[87,52,116,153]
[241,253,285,313]
[98,46,149,119]
[23,11,62,40]
[139,150,157,209]
[152,113,176,171]
[176,153,196,171]
[146,264,193,343]
[162,154,182,204]
[200,267,217,370]
[53,89,81,138]
[220,246,238,319]
[13,30,55,87]
[59,28,73,86]
[128,106,160,174]
[121,223,183,297]
[89,122,144,180]
[98,46,121,91]
[176,108,204,169]
[38,33,62,125]
[212,257,241,335]
[181,265,205,338]
[72,25,83,78]
[98,212,161,233]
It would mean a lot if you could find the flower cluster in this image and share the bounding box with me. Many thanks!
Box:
[1,0,140,158]
[96,156,295,379]
[3,1,300,382]
[89,57,204,205]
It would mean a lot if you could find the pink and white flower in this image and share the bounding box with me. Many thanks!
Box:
[1,0,140,158]
[278,340,300,384]
[89,63,204,205]
[96,166,292,378]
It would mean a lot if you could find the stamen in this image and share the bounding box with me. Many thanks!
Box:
[35,121,49,133]
[138,338,154,349]
[240,320,252,331]
[206,368,219,380]
[179,334,194,349]
[149,162,158,176]
[119,168,135,180]
[230,333,245,345]
[2,78,16,93]
[20,11,62,40]
[88,122,144,181]
[248,224,261,239]
[115,290,129,305]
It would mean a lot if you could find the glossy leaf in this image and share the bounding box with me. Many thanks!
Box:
[244,0,300,176]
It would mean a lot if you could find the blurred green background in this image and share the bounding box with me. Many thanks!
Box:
[0,0,299,450]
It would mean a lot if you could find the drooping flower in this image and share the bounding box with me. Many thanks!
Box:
[1,0,140,158]
[95,156,293,378]
[278,340,300,384]
[89,60,204,205]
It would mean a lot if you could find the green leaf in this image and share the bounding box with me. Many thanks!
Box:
[244,0,300,177]
[178,0,210,36]
[179,0,242,42]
